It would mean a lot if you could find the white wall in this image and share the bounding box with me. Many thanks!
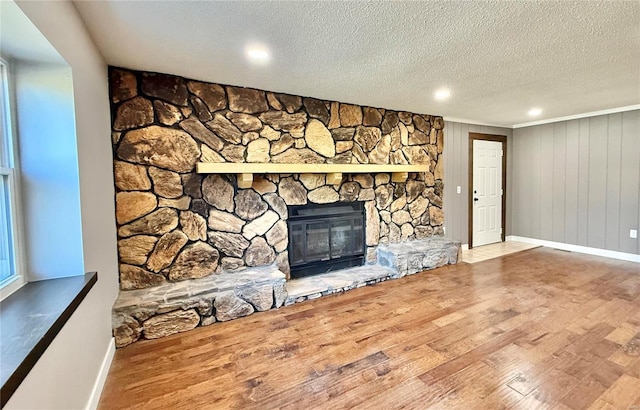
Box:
[15,61,85,281]
[6,1,119,409]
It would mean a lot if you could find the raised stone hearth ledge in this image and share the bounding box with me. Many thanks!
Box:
[377,237,462,277]
[112,266,286,347]
[113,238,461,347]
[285,265,397,304]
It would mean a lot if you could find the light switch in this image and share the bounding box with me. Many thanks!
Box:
[457,186,461,194]
[631,229,638,239]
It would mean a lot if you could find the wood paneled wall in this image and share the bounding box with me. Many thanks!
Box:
[511,110,640,254]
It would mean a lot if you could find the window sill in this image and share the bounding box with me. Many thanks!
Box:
[0,272,97,407]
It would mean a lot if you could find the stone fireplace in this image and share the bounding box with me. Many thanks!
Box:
[109,67,455,347]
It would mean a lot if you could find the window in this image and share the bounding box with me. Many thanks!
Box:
[0,59,22,292]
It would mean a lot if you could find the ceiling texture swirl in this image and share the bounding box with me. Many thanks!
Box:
[73,1,640,127]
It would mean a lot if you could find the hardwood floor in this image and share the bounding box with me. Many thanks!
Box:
[98,248,640,409]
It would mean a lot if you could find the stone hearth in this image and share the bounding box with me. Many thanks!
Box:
[113,237,460,347]
[112,266,286,347]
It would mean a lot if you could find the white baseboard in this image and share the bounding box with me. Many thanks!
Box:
[506,236,640,263]
[461,244,469,251]
[86,337,115,410]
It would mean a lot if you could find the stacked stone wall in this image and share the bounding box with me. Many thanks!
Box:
[110,67,445,290]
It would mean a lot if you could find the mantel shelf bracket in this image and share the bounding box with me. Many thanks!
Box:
[237,173,253,189]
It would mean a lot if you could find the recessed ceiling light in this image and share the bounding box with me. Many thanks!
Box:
[434,88,451,101]
[245,45,270,64]
[528,108,543,117]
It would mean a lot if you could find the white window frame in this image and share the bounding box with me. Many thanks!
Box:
[0,57,26,300]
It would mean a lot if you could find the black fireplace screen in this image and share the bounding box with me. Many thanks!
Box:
[287,202,365,279]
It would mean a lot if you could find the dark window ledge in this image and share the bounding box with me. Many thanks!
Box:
[0,272,97,408]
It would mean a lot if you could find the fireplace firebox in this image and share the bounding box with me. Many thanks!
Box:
[287,202,365,279]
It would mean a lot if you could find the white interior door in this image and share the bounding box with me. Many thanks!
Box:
[472,139,503,247]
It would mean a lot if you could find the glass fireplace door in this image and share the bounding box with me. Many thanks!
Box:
[287,202,365,279]
[330,218,357,259]
[306,221,330,262]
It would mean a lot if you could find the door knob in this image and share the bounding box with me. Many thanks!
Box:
[474,198,479,202]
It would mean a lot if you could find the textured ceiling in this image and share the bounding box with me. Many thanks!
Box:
[73,1,640,127]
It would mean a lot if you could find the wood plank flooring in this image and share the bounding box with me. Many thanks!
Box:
[98,248,640,409]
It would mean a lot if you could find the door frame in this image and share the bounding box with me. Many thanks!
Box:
[468,132,507,249]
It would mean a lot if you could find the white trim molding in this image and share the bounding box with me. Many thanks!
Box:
[86,338,115,410]
[506,236,640,264]
[443,117,509,129]
[0,57,27,297]
[512,105,640,129]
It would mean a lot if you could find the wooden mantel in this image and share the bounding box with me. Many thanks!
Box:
[196,162,427,188]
